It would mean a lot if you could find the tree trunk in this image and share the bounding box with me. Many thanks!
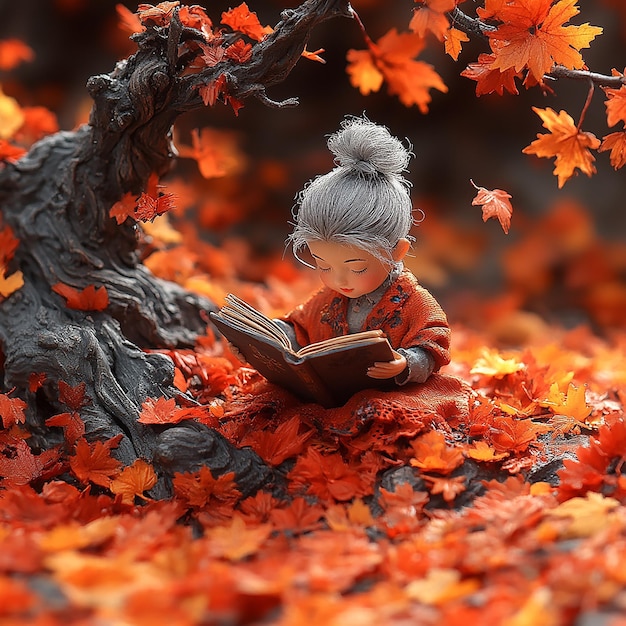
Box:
[0,0,351,497]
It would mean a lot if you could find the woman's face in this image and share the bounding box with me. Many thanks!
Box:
[306,240,402,298]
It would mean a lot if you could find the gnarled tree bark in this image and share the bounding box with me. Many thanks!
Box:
[0,0,351,497]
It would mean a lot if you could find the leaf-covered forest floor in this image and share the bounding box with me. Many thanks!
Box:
[3,195,626,625]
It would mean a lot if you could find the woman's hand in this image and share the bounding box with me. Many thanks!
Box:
[367,350,407,379]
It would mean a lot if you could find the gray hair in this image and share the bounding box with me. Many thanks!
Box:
[288,116,415,266]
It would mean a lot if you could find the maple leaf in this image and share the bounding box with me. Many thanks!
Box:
[0,391,27,428]
[409,0,456,41]
[604,79,626,127]
[45,412,86,446]
[172,467,240,510]
[0,266,24,299]
[470,180,513,234]
[548,492,619,538]
[239,415,313,466]
[470,347,525,378]
[409,430,465,474]
[523,106,601,187]
[599,131,626,170]
[221,3,273,41]
[0,86,24,139]
[109,459,158,504]
[541,382,591,422]
[0,138,26,163]
[444,27,470,61]
[204,514,272,560]
[0,439,62,486]
[225,39,253,64]
[489,415,546,453]
[461,52,520,96]
[69,435,124,488]
[109,192,137,225]
[58,380,89,411]
[269,497,325,533]
[0,38,34,70]
[137,1,179,27]
[423,474,467,503]
[176,127,244,179]
[28,372,46,393]
[405,568,480,605]
[137,396,178,425]
[325,498,376,532]
[347,29,447,113]
[52,282,109,311]
[134,191,176,222]
[465,440,509,462]
[486,0,603,83]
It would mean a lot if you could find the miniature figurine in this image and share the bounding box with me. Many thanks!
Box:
[278,116,450,388]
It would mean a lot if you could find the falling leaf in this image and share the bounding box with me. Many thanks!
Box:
[522,107,601,187]
[52,282,109,311]
[0,38,34,70]
[176,127,245,179]
[409,0,456,41]
[470,180,514,234]
[221,3,273,41]
[69,435,124,488]
[134,191,176,222]
[346,29,447,113]
[486,0,603,82]
[109,459,158,504]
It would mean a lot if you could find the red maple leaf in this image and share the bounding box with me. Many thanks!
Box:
[69,435,124,488]
[172,467,240,510]
[0,39,34,70]
[471,180,514,234]
[58,380,89,411]
[138,396,192,425]
[52,283,109,311]
[0,392,27,428]
[0,439,63,486]
[109,192,137,225]
[45,412,86,446]
[0,139,26,163]
[221,3,273,41]
[134,192,176,222]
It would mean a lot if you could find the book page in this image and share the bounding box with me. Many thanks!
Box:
[219,294,292,351]
[295,329,386,357]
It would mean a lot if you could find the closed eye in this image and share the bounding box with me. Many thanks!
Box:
[352,268,368,274]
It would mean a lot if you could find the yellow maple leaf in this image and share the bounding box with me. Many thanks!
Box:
[405,568,480,605]
[0,86,24,140]
[470,347,525,379]
[547,492,619,539]
[465,440,509,462]
[541,382,591,422]
[522,107,601,187]
[487,0,602,82]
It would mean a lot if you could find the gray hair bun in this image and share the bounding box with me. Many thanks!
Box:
[328,117,410,177]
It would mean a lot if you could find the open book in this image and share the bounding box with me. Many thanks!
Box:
[209,294,395,407]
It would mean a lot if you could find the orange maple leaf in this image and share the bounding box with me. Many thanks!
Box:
[541,382,591,422]
[137,1,179,27]
[177,127,244,179]
[69,435,124,488]
[603,78,626,127]
[465,440,509,462]
[346,29,447,113]
[0,266,24,299]
[486,0,603,83]
[0,38,34,70]
[522,107,601,187]
[0,392,27,428]
[172,467,240,510]
[444,27,470,61]
[52,282,109,311]
[109,459,158,504]
[221,3,273,41]
[470,180,513,234]
[489,416,546,454]
[239,415,313,466]
[599,131,626,170]
[204,514,272,560]
[409,0,456,41]
[423,474,467,503]
[409,430,465,474]
[269,496,325,533]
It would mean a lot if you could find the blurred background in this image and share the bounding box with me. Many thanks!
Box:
[1,0,625,337]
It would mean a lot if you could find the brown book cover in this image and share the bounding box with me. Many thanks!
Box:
[209,294,396,407]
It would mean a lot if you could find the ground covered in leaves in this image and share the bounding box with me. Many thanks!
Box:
[3,228,626,624]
